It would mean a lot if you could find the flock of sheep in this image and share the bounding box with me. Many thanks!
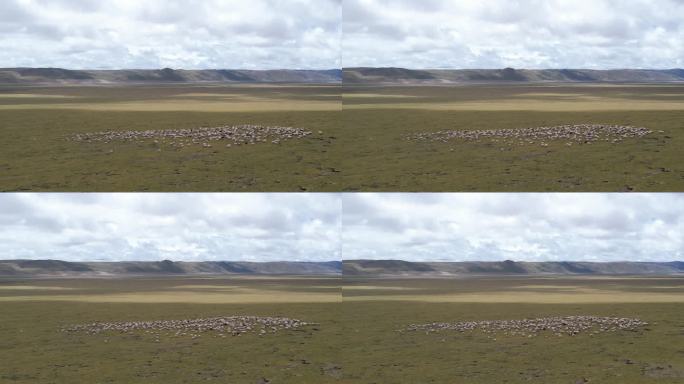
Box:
[70,125,313,148]
[64,314,648,341]
[70,123,654,150]
[63,316,311,339]
[405,316,648,337]
[410,124,654,146]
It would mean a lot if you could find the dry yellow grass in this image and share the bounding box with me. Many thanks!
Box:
[512,284,587,290]
[344,99,684,111]
[0,93,79,98]
[0,285,74,290]
[171,284,340,290]
[170,284,241,290]
[342,285,420,290]
[0,288,341,304]
[345,289,684,304]
[0,99,341,112]
[343,93,423,98]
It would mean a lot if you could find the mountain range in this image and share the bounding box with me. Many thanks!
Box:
[3,259,683,277]
[4,67,684,85]
[344,67,684,84]
[0,259,342,277]
[0,68,342,84]
[343,260,684,276]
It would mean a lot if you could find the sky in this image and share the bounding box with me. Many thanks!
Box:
[3,1,682,70]
[342,194,684,262]
[343,0,684,69]
[0,0,341,69]
[1,193,681,263]
[0,194,341,262]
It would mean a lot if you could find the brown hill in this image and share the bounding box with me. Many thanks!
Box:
[343,260,684,276]
[0,68,342,84]
[343,67,684,84]
[0,260,342,277]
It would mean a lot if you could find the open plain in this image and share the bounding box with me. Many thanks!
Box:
[0,276,343,383]
[0,84,341,192]
[2,83,683,192]
[340,275,684,383]
[341,84,684,191]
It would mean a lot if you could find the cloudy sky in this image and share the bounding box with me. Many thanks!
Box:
[344,0,684,69]
[2,193,681,263]
[342,194,684,262]
[0,0,341,69]
[0,194,341,262]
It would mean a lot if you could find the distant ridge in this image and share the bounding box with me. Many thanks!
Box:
[0,260,342,277]
[0,68,342,84]
[343,67,684,84]
[343,260,684,276]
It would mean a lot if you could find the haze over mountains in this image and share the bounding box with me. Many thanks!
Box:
[5,67,684,85]
[344,67,684,84]
[3,259,683,277]
[0,68,342,84]
[344,260,684,276]
[0,260,342,277]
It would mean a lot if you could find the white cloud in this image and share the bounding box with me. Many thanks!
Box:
[1,193,681,263]
[0,0,341,69]
[342,194,684,262]
[343,0,684,69]
[0,194,341,262]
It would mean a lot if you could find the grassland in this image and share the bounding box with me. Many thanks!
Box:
[2,275,683,383]
[341,276,684,383]
[0,276,342,383]
[3,83,683,191]
[341,84,684,191]
[0,84,341,191]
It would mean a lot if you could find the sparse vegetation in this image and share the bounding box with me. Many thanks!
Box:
[341,84,684,191]
[0,276,342,383]
[0,84,341,192]
[341,276,684,383]
[2,83,683,191]
[2,273,683,383]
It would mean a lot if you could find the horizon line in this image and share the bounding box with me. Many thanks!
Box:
[0,67,342,71]
[343,66,684,71]
[2,259,681,263]
[4,66,684,71]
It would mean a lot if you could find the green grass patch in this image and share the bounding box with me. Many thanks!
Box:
[340,84,684,191]
[340,276,684,383]
[0,276,343,383]
[0,84,342,192]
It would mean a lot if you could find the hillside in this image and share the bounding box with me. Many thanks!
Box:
[0,68,342,84]
[343,67,684,84]
[0,260,342,277]
[343,260,684,276]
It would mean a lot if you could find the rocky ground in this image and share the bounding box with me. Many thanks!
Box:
[63,316,312,339]
[410,124,654,146]
[70,125,312,148]
[405,316,648,337]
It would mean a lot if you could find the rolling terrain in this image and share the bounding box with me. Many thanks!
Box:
[2,69,684,192]
[340,275,684,383]
[0,259,342,277]
[341,84,684,191]
[343,259,684,276]
[0,83,342,192]
[344,67,684,84]
[2,260,683,382]
[0,68,342,84]
[0,276,342,383]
